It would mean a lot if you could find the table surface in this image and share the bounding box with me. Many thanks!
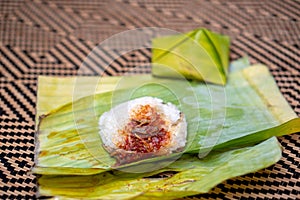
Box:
[1,0,299,199]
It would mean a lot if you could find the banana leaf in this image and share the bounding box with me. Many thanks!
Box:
[34,58,300,199]
[38,137,281,199]
[151,28,230,85]
[34,58,300,175]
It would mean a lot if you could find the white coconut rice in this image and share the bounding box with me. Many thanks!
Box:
[98,96,187,154]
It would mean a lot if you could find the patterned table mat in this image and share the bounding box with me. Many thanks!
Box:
[0,0,299,199]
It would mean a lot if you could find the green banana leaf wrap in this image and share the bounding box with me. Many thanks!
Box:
[151,28,230,85]
[38,138,281,199]
[34,58,300,199]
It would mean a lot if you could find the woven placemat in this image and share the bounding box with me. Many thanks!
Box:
[1,0,299,199]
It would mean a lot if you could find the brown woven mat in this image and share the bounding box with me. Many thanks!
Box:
[1,0,299,199]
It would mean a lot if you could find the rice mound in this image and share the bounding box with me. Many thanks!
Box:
[99,96,187,156]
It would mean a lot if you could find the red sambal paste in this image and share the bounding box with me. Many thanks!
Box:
[117,104,171,153]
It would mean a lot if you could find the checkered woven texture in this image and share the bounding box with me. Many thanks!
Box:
[0,0,299,199]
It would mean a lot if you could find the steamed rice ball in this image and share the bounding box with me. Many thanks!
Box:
[99,96,187,164]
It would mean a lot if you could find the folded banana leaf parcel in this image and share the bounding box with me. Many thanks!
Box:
[152,28,230,85]
[34,58,300,199]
